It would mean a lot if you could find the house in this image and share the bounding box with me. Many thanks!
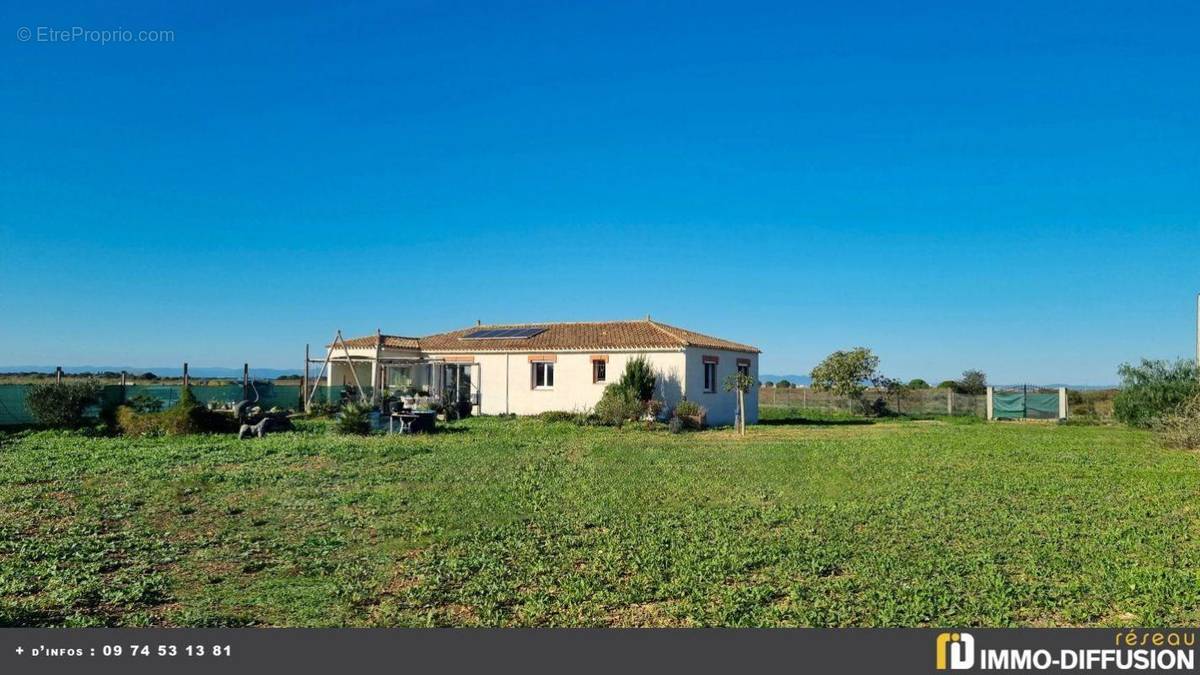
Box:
[320,318,760,426]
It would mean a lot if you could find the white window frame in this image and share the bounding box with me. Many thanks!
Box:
[533,362,555,390]
[703,362,717,393]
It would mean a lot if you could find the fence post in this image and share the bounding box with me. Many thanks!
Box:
[1059,387,1068,420]
[55,366,62,385]
[986,386,994,421]
[303,344,310,413]
[242,363,249,401]
[946,388,953,415]
[183,363,189,389]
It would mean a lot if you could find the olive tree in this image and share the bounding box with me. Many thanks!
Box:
[810,348,880,412]
[723,371,756,436]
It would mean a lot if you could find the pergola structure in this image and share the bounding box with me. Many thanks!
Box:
[302,329,479,414]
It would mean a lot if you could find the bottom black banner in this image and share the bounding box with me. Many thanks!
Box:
[1,628,1194,674]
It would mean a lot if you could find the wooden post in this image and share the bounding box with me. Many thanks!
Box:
[305,340,335,411]
[242,363,249,401]
[183,362,189,389]
[738,388,745,435]
[371,329,382,407]
[1059,387,1068,420]
[946,388,953,415]
[303,344,310,413]
[986,386,994,421]
[333,330,368,403]
[55,366,62,384]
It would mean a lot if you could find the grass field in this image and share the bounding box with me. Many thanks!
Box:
[2,413,1198,627]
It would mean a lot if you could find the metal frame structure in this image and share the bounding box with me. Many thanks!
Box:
[302,330,481,414]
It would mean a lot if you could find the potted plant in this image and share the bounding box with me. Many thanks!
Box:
[673,400,706,429]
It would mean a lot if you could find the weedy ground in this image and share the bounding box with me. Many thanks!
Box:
[1,413,1196,627]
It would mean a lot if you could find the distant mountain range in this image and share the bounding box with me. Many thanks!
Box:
[0,365,300,379]
[759,374,813,386]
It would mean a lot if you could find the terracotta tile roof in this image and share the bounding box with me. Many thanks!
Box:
[335,320,759,354]
[333,334,421,350]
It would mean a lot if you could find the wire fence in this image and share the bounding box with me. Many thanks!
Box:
[759,386,986,417]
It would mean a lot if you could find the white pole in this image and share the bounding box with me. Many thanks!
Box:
[986,386,994,421]
[1059,387,1068,420]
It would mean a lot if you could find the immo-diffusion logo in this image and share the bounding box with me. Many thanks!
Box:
[936,632,975,670]
[934,631,1196,671]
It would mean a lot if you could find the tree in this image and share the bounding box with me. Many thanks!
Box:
[936,380,958,390]
[724,371,756,435]
[956,370,987,396]
[810,348,880,410]
[617,356,657,402]
[776,379,792,389]
[907,378,930,389]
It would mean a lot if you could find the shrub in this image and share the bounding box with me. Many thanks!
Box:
[673,400,703,418]
[936,380,958,390]
[26,380,102,428]
[115,387,232,436]
[336,402,372,435]
[617,356,657,402]
[125,393,164,413]
[907,379,930,389]
[668,416,685,434]
[645,399,665,420]
[539,410,580,423]
[307,401,340,417]
[593,385,644,426]
[1113,358,1200,428]
[1155,392,1200,450]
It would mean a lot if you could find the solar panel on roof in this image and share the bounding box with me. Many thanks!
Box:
[462,327,546,340]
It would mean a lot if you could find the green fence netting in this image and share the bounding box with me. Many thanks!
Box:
[992,389,1061,420]
[0,383,308,426]
[992,392,1026,419]
[0,385,32,426]
[1025,393,1060,420]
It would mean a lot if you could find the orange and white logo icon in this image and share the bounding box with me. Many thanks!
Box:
[936,632,976,670]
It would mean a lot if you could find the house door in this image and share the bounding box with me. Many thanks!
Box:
[441,363,479,417]
[442,364,472,403]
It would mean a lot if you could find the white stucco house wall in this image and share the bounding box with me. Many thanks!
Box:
[319,318,760,426]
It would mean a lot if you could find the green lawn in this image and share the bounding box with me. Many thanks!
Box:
[1,415,1198,627]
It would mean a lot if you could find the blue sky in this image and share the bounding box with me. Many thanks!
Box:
[1,1,1197,384]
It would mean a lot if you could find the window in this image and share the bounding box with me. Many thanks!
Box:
[593,360,606,383]
[703,362,717,393]
[533,362,555,389]
[737,363,750,377]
